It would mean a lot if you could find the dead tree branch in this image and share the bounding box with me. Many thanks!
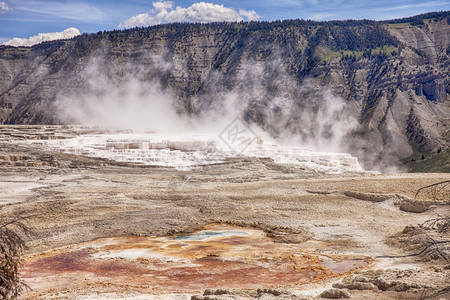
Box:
[414,180,450,201]
[0,211,32,300]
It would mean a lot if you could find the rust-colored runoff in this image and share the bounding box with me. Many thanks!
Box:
[21,225,372,294]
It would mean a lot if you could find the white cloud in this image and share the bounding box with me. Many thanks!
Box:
[387,1,450,11]
[119,1,260,28]
[238,9,260,21]
[0,1,12,14]
[2,27,81,47]
[153,0,174,11]
[15,1,106,22]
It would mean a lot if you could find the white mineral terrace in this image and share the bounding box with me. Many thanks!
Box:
[23,132,363,173]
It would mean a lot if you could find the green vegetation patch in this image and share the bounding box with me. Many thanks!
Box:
[387,22,411,28]
[315,46,364,63]
[402,148,450,173]
[315,46,340,63]
[342,50,363,59]
[370,45,398,56]
[423,18,437,24]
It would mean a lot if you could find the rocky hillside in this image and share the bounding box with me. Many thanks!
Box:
[0,12,449,170]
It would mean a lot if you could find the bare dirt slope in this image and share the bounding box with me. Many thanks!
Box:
[0,128,449,299]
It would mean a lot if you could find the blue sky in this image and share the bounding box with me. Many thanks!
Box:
[1,0,449,44]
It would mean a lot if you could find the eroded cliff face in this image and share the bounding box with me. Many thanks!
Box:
[0,17,449,170]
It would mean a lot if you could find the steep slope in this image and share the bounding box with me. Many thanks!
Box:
[0,13,449,170]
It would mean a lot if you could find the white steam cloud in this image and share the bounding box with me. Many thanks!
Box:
[119,1,260,28]
[55,51,357,160]
[191,56,359,154]
[55,54,255,135]
[2,27,80,47]
[0,1,11,14]
[56,55,189,132]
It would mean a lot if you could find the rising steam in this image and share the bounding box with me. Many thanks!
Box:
[56,51,383,170]
[56,55,189,132]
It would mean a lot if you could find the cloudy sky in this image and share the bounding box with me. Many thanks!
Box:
[1,0,449,46]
